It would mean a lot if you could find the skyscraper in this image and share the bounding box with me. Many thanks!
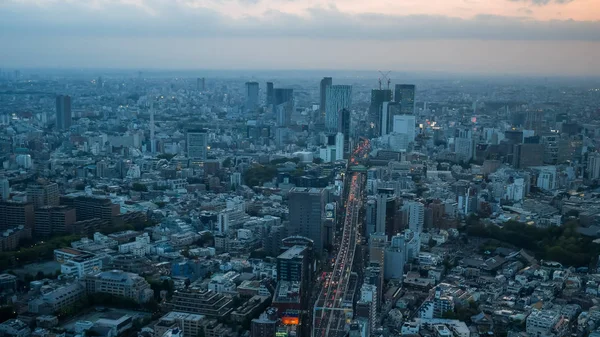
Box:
[55,95,72,130]
[338,108,351,156]
[186,129,208,160]
[588,152,600,180]
[380,101,400,136]
[273,88,293,106]
[288,188,325,252]
[325,85,352,131]
[394,84,416,115]
[266,82,274,106]
[245,81,259,111]
[0,179,9,201]
[407,201,424,236]
[369,89,392,137]
[320,77,332,119]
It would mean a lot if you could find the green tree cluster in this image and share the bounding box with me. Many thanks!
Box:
[467,220,598,267]
[132,183,148,192]
[244,165,278,187]
[0,234,81,270]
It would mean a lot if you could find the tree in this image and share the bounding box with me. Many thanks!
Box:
[222,157,233,168]
[132,183,148,192]
[313,158,324,164]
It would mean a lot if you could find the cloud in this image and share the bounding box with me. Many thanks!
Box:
[0,0,598,41]
[508,0,575,6]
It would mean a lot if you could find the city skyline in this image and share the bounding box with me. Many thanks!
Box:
[0,0,599,75]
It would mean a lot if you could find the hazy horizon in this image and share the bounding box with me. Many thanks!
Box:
[1,0,599,76]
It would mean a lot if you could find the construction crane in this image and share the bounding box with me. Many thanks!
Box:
[378,71,391,90]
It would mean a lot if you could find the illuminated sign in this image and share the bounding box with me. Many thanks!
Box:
[275,332,288,337]
[282,317,299,325]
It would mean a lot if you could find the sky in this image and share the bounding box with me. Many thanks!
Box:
[0,0,599,76]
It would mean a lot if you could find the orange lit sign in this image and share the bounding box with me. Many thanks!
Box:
[282,317,299,325]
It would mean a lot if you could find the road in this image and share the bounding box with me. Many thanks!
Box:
[312,140,369,337]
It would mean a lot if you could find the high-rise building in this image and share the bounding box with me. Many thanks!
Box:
[245,82,259,111]
[512,143,544,169]
[588,152,600,180]
[394,84,416,115]
[273,88,293,106]
[251,310,278,337]
[0,201,34,231]
[407,201,424,236]
[186,129,208,160]
[455,128,474,161]
[288,188,325,252]
[266,82,274,106]
[384,234,406,280]
[55,95,72,130]
[325,85,352,131]
[338,108,351,156]
[34,206,77,237]
[277,245,311,307]
[525,110,544,135]
[380,101,399,136]
[369,89,392,137]
[0,179,9,201]
[319,77,332,118]
[375,188,396,237]
[27,183,60,208]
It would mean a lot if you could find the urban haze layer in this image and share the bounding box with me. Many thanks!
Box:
[0,69,599,337]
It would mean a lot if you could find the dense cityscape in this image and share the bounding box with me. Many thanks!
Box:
[0,69,598,337]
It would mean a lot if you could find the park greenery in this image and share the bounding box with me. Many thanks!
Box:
[466,219,600,267]
[0,219,156,271]
[244,157,302,187]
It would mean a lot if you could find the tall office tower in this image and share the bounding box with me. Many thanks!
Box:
[454,128,474,161]
[406,201,424,236]
[245,81,259,111]
[196,78,201,91]
[275,102,293,127]
[375,188,396,237]
[186,129,208,160]
[149,104,156,154]
[394,84,416,115]
[288,188,326,252]
[384,234,406,280]
[266,82,274,105]
[55,95,72,130]
[512,143,544,169]
[319,77,332,118]
[338,108,351,156]
[369,89,392,137]
[277,245,311,304]
[273,88,294,106]
[365,198,377,237]
[588,152,600,180]
[0,179,9,201]
[525,110,544,135]
[27,183,60,208]
[380,102,400,136]
[96,76,102,89]
[392,114,417,150]
[325,85,352,131]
